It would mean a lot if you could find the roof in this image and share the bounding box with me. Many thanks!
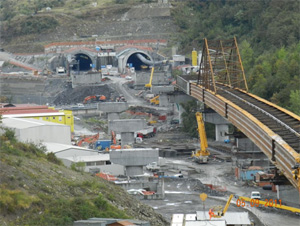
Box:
[196,211,251,225]
[61,154,110,163]
[2,118,68,129]
[43,142,98,154]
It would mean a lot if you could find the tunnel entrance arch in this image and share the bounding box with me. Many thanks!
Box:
[127,52,152,71]
[118,49,154,73]
[71,53,92,71]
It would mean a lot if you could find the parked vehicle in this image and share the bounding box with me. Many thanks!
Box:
[146,162,160,172]
[135,127,157,138]
[250,191,261,200]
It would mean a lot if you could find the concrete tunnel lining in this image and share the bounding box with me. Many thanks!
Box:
[72,53,93,71]
[127,52,152,70]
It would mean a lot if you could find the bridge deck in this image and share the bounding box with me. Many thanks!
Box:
[177,78,300,188]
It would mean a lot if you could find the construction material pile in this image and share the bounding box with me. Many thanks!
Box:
[53,84,114,105]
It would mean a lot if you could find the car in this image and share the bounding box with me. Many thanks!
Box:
[125,76,132,80]
[251,191,261,200]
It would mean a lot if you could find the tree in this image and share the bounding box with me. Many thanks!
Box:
[289,90,300,116]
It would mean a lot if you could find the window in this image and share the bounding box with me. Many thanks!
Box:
[96,161,104,166]
[86,162,96,166]
[59,116,62,121]
[53,117,55,119]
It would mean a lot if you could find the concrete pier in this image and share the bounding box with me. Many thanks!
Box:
[204,112,230,142]
[110,148,159,176]
[109,119,146,146]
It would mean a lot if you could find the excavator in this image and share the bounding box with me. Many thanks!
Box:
[83,95,106,104]
[208,193,300,219]
[191,112,210,163]
[150,95,159,105]
[110,131,121,150]
[77,133,100,148]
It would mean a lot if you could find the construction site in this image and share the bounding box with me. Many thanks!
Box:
[0,1,299,224]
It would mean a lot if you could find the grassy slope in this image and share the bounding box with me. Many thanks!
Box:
[0,130,168,225]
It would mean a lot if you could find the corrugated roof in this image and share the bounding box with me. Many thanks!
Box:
[3,112,64,118]
[2,118,68,129]
[43,142,97,154]
[61,154,110,162]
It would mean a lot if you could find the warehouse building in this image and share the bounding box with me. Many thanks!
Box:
[2,118,71,145]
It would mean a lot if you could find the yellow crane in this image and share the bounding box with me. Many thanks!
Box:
[209,193,300,219]
[145,67,155,89]
[192,112,210,163]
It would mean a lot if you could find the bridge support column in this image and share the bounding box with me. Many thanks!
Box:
[204,112,230,142]
[215,124,229,142]
[120,132,135,147]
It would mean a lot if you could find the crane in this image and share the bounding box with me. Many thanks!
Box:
[191,112,210,163]
[145,67,155,89]
[208,193,300,220]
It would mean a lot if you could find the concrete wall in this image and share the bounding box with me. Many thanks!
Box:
[135,72,169,87]
[72,73,102,88]
[237,138,261,152]
[16,125,71,145]
[98,102,129,113]
[151,85,174,95]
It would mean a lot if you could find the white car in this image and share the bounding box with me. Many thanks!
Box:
[125,76,132,80]
[251,191,261,200]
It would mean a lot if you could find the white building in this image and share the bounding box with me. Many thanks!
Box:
[2,118,71,145]
[44,142,124,175]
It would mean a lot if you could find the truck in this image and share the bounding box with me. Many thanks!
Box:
[135,127,157,138]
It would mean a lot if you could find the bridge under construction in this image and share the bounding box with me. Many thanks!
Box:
[177,37,300,189]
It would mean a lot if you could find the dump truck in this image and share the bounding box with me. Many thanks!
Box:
[135,127,157,138]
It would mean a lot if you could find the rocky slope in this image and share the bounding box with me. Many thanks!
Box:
[0,134,168,225]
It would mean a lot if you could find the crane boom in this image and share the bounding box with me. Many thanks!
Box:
[192,112,210,163]
[145,67,155,88]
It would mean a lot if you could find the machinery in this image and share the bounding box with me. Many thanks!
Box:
[83,95,106,104]
[110,131,121,149]
[191,112,210,163]
[209,193,300,219]
[145,67,155,89]
[77,133,100,148]
[150,95,159,105]
[209,194,234,219]
[136,127,157,138]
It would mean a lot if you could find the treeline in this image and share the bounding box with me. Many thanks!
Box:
[172,0,300,114]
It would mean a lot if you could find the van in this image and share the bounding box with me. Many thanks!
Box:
[251,191,261,200]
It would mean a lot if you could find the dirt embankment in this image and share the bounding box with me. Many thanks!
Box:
[0,150,168,225]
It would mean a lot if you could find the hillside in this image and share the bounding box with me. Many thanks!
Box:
[0,0,176,53]
[0,128,168,225]
[171,0,300,115]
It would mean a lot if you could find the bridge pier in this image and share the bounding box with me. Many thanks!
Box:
[204,112,230,142]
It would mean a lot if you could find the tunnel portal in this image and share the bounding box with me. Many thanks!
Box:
[127,53,151,71]
[72,53,92,71]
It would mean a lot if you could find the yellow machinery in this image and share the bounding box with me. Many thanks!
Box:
[150,95,159,105]
[209,194,300,219]
[192,112,210,163]
[145,67,155,89]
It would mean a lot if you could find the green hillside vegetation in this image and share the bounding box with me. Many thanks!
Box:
[172,0,300,115]
[0,128,167,225]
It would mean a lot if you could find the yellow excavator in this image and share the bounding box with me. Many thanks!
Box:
[145,67,155,89]
[209,193,300,219]
[192,112,210,163]
[150,95,159,105]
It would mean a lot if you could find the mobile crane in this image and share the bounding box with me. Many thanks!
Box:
[208,193,300,219]
[191,112,210,163]
[145,67,155,89]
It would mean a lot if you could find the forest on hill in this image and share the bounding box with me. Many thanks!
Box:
[172,0,300,115]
